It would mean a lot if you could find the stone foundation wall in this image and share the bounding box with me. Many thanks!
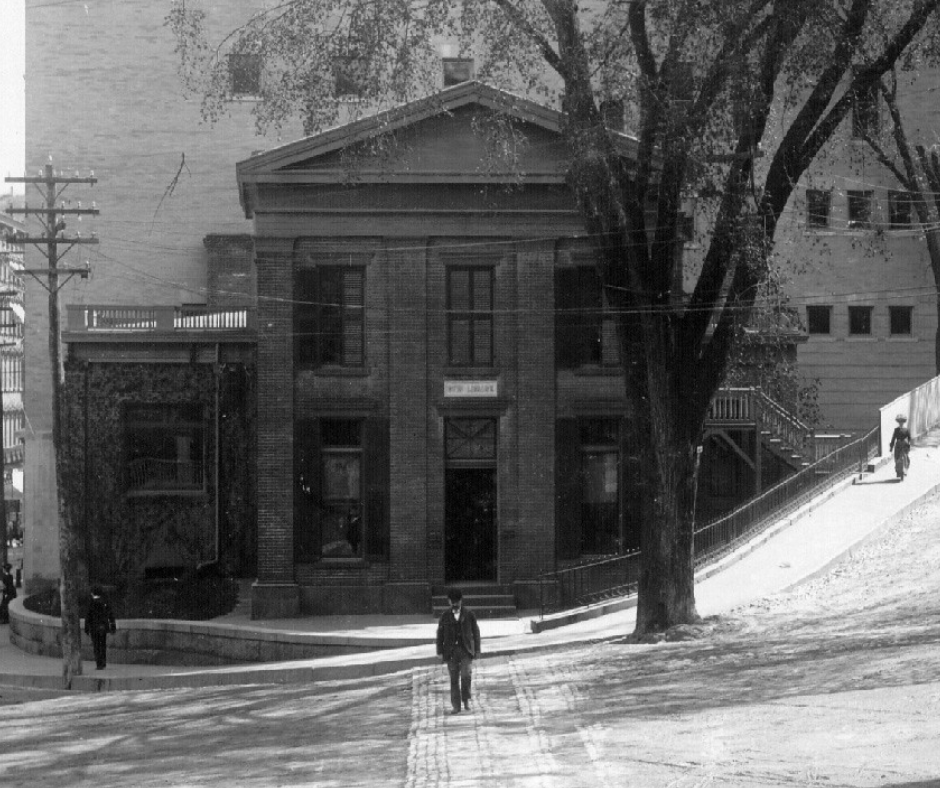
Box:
[7,598,431,667]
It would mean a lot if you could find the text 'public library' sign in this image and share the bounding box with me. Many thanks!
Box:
[444,380,498,398]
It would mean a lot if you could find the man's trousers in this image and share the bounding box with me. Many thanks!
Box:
[447,646,473,710]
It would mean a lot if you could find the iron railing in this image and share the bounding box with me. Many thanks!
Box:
[539,425,880,617]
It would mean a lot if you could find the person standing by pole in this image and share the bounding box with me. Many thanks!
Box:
[0,563,15,624]
[436,588,481,715]
[84,586,116,669]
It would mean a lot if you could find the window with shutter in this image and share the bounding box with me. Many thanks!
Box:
[554,266,620,368]
[294,267,366,368]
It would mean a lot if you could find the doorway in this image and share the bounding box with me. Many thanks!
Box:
[445,468,497,583]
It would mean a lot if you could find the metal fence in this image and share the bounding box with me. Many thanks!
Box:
[539,425,881,617]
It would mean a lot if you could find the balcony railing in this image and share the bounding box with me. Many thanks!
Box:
[66,304,256,333]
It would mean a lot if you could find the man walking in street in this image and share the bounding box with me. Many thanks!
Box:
[436,587,481,715]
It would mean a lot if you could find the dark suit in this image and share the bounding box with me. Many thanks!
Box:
[436,606,481,711]
[84,593,116,669]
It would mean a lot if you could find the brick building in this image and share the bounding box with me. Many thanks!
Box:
[236,82,645,615]
[20,0,940,611]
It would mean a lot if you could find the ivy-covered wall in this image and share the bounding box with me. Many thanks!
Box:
[62,360,256,588]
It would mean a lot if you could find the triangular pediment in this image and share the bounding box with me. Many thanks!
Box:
[236,81,638,215]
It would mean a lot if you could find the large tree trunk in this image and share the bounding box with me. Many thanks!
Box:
[632,412,700,633]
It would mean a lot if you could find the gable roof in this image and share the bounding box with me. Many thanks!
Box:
[235,81,639,217]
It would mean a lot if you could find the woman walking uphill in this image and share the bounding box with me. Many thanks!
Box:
[890,414,912,481]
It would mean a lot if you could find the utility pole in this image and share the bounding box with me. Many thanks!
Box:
[5,162,97,687]
[0,291,20,569]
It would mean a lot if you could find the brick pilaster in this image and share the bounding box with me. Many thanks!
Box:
[252,236,299,616]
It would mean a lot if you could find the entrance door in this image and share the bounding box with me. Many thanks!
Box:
[445,468,497,583]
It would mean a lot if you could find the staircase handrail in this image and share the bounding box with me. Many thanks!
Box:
[538,425,880,618]
[754,389,812,452]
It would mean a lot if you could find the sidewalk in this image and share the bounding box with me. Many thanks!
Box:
[4,438,939,693]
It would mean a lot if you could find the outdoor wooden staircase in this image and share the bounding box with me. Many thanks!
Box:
[708,387,814,471]
[431,584,518,619]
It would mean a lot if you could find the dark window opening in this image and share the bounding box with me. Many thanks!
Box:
[228,54,261,96]
[319,419,363,558]
[848,305,873,335]
[806,189,831,229]
[671,61,694,103]
[295,267,365,367]
[852,83,880,137]
[600,98,625,131]
[333,55,369,98]
[579,418,621,555]
[443,58,474,86]
[889,306,913,336]
[555,266,620,368]
[447,267,494,366]
[847,191,873,229]
[125,404,205,493]
[889,190,914,228]
[806,305,832,335]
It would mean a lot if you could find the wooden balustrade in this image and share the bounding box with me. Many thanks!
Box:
[66,304,256,333]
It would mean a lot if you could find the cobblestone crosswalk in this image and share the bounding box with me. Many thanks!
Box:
[404,651,625,788]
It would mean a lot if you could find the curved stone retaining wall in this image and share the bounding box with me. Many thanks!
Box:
[7,599,432,666]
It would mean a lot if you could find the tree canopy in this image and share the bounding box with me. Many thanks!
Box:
[169,0,940,633]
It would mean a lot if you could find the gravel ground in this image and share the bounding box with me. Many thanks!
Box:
[2,497,940,787]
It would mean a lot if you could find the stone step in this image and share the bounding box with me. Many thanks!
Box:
[431,588,517,619]
[432,604,519,619]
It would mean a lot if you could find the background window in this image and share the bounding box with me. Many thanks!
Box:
[295,267,365,367]
[889,306,913,335]
[555,267,620,367]
[806,190,831,228]
[125,404,205,493]
[847,191,873,229]
[443,58,474,86]
[600,98,625,131]
[806,305,832,335]
[228,54,261,96]
[848,306,873,335]
[888,191,914,228]
[852,83,880,137]
[447,267,494,366]
[333,55,369,98]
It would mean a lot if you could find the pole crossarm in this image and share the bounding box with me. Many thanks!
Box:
[14,237,99,245]
[7,208,99,216]
[5,176,97,185]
